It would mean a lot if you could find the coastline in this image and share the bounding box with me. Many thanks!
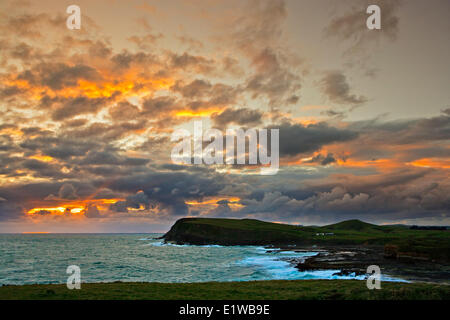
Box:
[159,218,450,284]
[273,244,450,284]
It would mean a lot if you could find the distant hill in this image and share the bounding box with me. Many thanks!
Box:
[324,219,382,231]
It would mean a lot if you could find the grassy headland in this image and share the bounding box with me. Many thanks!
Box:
[162,218,450,262]
[0,280,448,300]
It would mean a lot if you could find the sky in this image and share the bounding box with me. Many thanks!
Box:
[0,0,449,232]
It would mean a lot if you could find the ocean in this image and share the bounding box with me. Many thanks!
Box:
[0,234,404,285]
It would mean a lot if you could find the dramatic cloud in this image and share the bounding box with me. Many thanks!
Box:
[210,167,449,224]
[273,121,358,157]
[0,0,448,231]
[58,183,78,200]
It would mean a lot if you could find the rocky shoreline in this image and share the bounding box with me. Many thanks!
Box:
[274,245,450,284]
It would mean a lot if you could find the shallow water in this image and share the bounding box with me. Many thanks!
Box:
[0,234,406,285]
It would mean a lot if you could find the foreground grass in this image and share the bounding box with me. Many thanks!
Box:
[0,280,448,300]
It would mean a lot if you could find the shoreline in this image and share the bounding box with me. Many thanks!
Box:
[268,244,450,284]
[154,239,450,284]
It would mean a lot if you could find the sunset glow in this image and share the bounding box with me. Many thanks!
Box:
[0,0,449,233]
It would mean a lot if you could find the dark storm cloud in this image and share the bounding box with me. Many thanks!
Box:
[19,135,97,159]
[0,181,95,206]
[47,188,82,202]
[110,191,150,212]
[0,201,25,221]
[20,127,52,136]
[308,153,337,166]
[91,188,122,200]
[80,149,149,166]
[0,141,16,152]
[394,110,450,144]
[16,132,150,180]
[108,170,226,216]
[0,132,18,152]
[63,119,149,142]
[321,167,430,194]
[157,163,215,174]
[21,159,64,178]
[348,109,450,144]
[320,71,367,105]
[212,167,449,224]
[83,165,146,177]
[0,154,23,176]
[272,122,358,157]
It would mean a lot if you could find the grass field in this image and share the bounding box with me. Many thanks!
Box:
[163,218,450,261]
[0,280,449,300]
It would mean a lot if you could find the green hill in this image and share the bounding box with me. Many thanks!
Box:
[324,219,381,231]
[162,218,311,245]
[162,217,450,261]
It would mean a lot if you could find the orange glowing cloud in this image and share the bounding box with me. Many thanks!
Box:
[0,127,24,137]
[335,158,402,170]
[26,198,124,218]
[174,107,225,118]
[29,155,55,162]
[27,207,66,215]
[22,232,50,234]
[3,69,175,101]
[409,158,450,169]
[186,196,243,209]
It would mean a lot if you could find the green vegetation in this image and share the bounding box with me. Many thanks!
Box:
[0,280,448,300]
[162,218,450,261]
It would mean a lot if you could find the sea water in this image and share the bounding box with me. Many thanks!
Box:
[0,234,405,285]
